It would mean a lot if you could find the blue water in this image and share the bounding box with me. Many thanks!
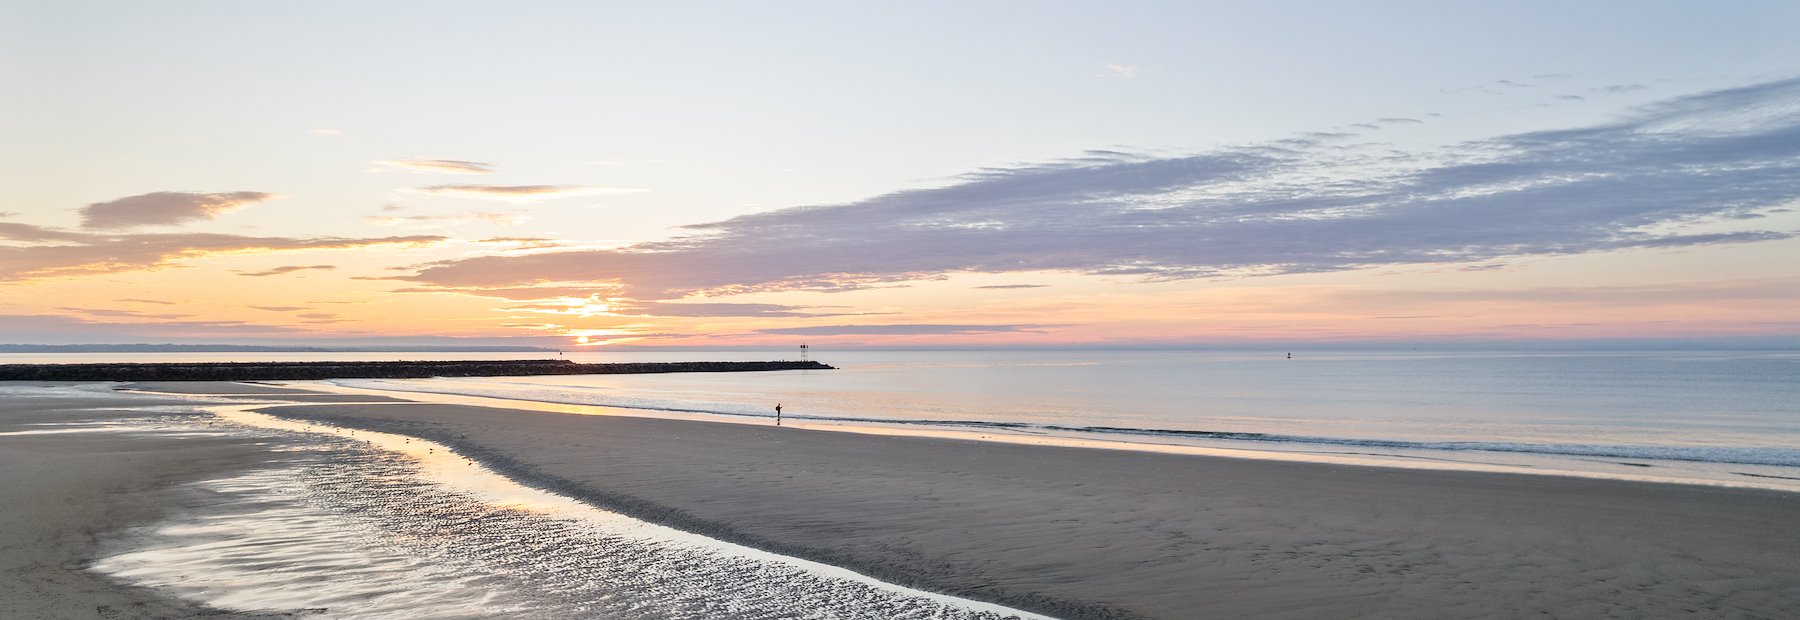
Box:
[301,349,1800,488]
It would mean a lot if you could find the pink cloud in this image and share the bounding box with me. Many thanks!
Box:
[81,191,278,229]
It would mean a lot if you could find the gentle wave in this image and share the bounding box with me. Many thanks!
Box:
[333,379,1800,469]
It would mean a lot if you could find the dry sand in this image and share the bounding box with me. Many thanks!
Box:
[0,387,314,619]
[249,397,1800,620]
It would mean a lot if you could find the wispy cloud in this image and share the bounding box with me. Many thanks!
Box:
[477,237,564,249]
[406,184,645,203]
[404,78,1800,305]
[374,159,498,175]
[56,307,192,320]
[1098,63,1139,78]
[0,222,90,242]
[81,191,277,229]
[367,211,529,226]
[115,298,175,305]
[0,222,444,281]
[1327,278,1800,307]
[755,324,1054,336]
[390,285,620,300]
[1443,79,1526,94]
[0,313,315,344]
[238,264,337,277]
[1593,83,1650,94]
[250,306,311,312]
[615,301,831,318]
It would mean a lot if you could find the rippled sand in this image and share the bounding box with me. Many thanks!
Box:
[90,404,1043,619]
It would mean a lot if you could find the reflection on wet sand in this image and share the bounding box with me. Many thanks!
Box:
[92,403,1047,620]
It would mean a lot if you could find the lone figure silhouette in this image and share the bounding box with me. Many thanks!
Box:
[775,403,783,426]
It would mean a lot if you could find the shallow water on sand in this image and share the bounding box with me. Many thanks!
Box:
[317,349,1800,490]
[81,397,1046,619]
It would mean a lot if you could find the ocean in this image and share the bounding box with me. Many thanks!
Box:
[9,349,1800,489]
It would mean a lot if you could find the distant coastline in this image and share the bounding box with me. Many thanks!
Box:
[0,344,559,353]
[0,359,833,381]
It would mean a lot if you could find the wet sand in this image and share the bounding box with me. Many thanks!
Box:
[0,388,310,619]
[11,381,1800,619]
[252,395,1800,620]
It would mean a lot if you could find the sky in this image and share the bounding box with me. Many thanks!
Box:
[3,1,1799,348]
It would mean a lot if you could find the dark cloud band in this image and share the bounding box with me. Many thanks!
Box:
[392,78,1800,301]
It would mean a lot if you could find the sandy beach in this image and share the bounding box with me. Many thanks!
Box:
[7,381,1799,619]
[0,385,315,619]
[243,388,1800,619]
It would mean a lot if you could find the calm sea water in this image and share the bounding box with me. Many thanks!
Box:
[10,349,1800,488]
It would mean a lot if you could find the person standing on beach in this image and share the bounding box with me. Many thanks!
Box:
[775,403,783,426]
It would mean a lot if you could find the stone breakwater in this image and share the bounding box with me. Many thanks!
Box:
[0,359,834,381]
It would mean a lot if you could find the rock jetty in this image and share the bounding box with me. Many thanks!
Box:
[0,359,834,382]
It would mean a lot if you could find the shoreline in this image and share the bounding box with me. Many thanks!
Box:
[295,379,1800,493]
[225,386,1800,619]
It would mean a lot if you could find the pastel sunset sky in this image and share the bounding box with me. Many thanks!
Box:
[5,2,1799,348]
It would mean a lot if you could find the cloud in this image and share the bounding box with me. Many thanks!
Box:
[614,301,830,318]
[238,264,337,277]
[755,324,1054,336]
[975,284,1048,289]
[81,191,277,229]
[1556,95,1586,101]
[367,211,529,226]
[0,222,89,242]
[374,159,498,174]
[1099,64,1139,78]
[498,299,847,319]
[56,307,192,320]
[1442,78,1540,94]
[0,222,444,282]
[0,313,314,344]
[115,298,175,305]
[1376,117,1423,125]
[250,306,311,312]
[390,285,619,300]
[1328,278,1800,307]
[405,184,645,203]
[478,237,559,244]
[1593,84,1649,94]
[404,78,1800,303]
